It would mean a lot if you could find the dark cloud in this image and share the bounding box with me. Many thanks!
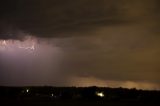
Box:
[0,0,158,39]
[61,23,160,83]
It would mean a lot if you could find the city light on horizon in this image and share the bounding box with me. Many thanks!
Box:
[96,92,104,98]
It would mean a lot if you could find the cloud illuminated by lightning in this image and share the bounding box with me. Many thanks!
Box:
[18,43,35,50]
[0,36,36,52]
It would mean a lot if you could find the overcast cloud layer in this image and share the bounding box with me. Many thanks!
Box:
[0,0,159,90]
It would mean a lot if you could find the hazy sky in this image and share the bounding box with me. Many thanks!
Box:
[0,0,159,90]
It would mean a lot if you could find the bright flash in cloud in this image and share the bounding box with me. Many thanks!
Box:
[18,44,35,50]
[0,35,64,86]
[2,40,7,46]
[0,36,36,52]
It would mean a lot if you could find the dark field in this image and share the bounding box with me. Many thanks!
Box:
[0,86,160,106]
[1,100,160,106]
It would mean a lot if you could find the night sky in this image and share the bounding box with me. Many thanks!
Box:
[0,0,160,90]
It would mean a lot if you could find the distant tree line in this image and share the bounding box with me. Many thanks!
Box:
[0,86,160,103]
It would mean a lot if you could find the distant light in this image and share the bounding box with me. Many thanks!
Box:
[51,94,54,97]
[26,89,29,93]
[96,92,104,97]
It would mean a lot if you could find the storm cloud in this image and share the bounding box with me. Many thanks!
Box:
[0,0,159,89]
[0,0,159,39]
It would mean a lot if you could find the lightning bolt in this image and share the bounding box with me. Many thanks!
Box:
[0,38,36,52]
[18,45,35,50]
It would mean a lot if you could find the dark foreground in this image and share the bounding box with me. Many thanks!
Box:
[0,86,160,106]
[1,100,160,106]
